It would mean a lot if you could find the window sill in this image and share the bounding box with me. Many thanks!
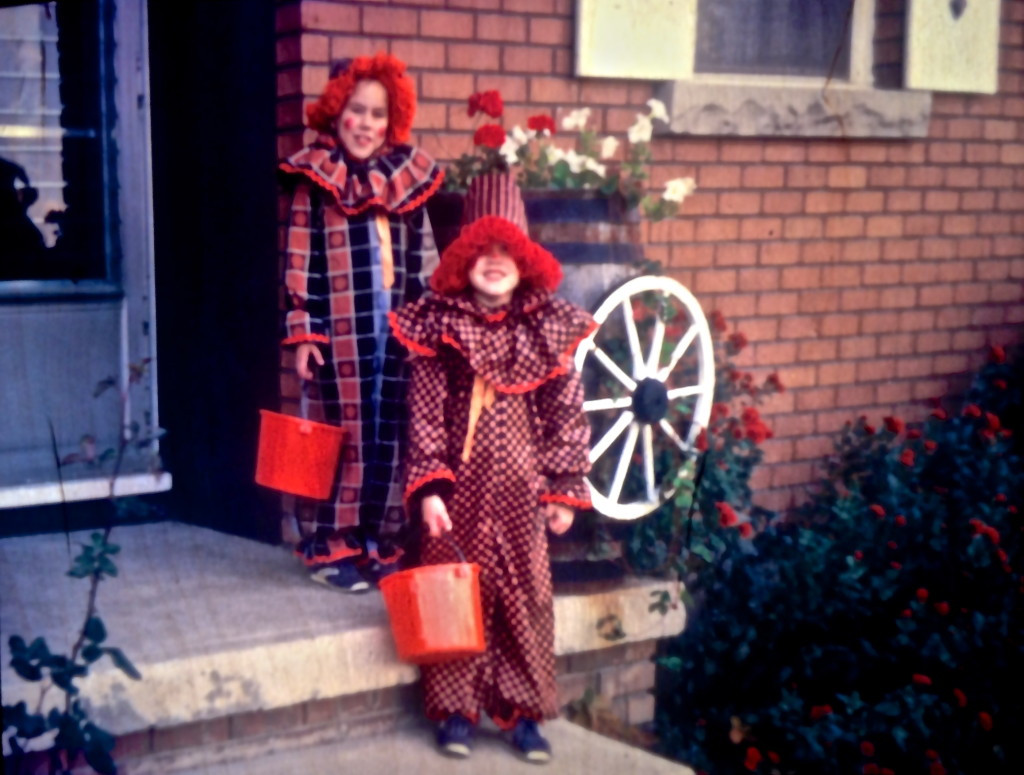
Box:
[656,79,932,139]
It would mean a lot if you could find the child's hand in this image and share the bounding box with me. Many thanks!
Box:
[295,343,325,380]
[542,503,574,535]
[422,494,452,538]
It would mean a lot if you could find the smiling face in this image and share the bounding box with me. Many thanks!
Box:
[468,243,521,308]
[338,79,389,160]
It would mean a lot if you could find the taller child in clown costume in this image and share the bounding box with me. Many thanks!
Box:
[278,53,443,591]
[390,174,595,763]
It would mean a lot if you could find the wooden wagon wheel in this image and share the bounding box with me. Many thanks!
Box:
[574,276,716,520]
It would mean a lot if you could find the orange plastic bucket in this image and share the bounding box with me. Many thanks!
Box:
[255,409,344,499]
[379,561,486,664]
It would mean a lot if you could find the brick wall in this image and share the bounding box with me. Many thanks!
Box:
[275,0,1024,512]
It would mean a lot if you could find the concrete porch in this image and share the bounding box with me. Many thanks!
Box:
[1,522,693,774]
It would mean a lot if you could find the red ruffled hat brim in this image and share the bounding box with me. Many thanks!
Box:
[430,215,562,295]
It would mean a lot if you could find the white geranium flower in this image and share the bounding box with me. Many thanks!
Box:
[561,107,591,132]
[499,136,521,166]
[627,113,653,144]
[545,146,566,164]
[584,157,607,178]
[646,98,669,122]
[599,136,619,159]
[662,177,697,203]
[510,125,530,145]
[563,149,586,174]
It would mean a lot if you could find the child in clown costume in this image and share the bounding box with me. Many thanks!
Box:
[278,53,443,591]
[389,174,595,763]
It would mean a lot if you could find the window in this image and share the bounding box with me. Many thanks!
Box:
[575,0,932,138]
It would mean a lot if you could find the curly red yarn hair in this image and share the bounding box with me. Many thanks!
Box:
[430,216,563,296]
[306,52,416,146]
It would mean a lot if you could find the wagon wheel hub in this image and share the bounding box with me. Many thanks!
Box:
[632,378,669,424]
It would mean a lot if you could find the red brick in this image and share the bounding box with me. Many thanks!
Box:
[674,140,720,162]
[826,216,868,240]
[772,462,815,488]
[907,166,944,187]
[552,47,573,74]
[945,118,984,139]
[982,166,1015,188]
[966,142,1000,163]
[945,167,981,188]
[912,378,952,401]
[827,166,868,188]
[502,45,554,73]
[923,191,959,212]
[896,357,934,379]
[362,6,417,35]
[694,270,738,293]
[820,314,859,336]
[817,362,858,385]
[695,218,740,242]
[786,166,828,188]
[420,72,475,100]
[919,284,954,306]
[449,0,501,8]
[985,119,1019,141]
[920,238,955,260]
[994,236,1024,256]
[840,288,881,311]
[671,244,714,268]
[798,339,838,362]
[904,214,942,236]
[997,189,1024,210]
[941,215,978,236]
[953,283,990,304]
[840,239,881,263]
[764,144,807,162]
[936,260,973,282]
[387,39,445,68]
[447,42,500,70]
[932,354,970,375]
[154,719,230,752]
[889,142,926,164]
[781,267,822,290]
[529,77,578,104]
[839,335,878,359]
[836,384,876,407]
[807,143,849,163]
[865,215,904,238]
[883,238,920,261]
[329,34,391,61]
[277,3,301,32]
[857,358,899,382]
[869,166,907,187]
[848,143,888,163]
[478,12,526,41]
[421,9,475,38]
[716,243,758,266]
[970,307,1004,327]
[720,142,763,162]
[779,315,819,338]
[761,241,801,264]
[783,217,824,239]
[529,17,571,45]
[956,237,992,258]
[961,190,996,212]
[860,311,899,334]
[757,292,801,315]
[794,435,834,460]
[845,191,885,212]
[821,266,861,286]
[763,191,804,214]
[755,341,799,364]
[301,1,362,32]
[928,142,964,163]
[114,730,153,758]
[805,191,845,213]
[796,387,838,411]
[899,310,936,331]
[798,290,840,313]
[773,410,817,437]
[719,192,762,215]
[742,165,786,188]
[952,330,989,351]
[579,81,631,105]
[880,286,917,309]
[862,264,901,285]
[916,331,953,353]
[878,333,915,355]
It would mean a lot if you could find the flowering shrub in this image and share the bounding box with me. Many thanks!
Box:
[654,345,1023,775]
[446,89,695,221]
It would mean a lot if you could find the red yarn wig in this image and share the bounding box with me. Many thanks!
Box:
[430,216,563,296]
[306,52,416,146]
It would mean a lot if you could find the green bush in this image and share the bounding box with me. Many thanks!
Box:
[653,342,1023,775]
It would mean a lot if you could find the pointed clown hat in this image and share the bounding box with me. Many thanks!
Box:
[430,173,563,295]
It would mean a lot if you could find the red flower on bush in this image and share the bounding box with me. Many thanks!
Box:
[695,428,708,452]
[809,705,832,720]
[913,673,933,686]
[743,747,762,771]
[985,412,1001,431]
[916,588,929,601]
[863,765,880,775]
[895,514,907,526]
[467,89,503,118]
[717,502,739,527]
[924,440,937,453]
[880,769,895,775]
[870,504,886,517]
[931,408,948,420]
[953,688,967,707]
[900,449,915,466]
[978,711,993,731]
[711,402,731,422]
[738,522,754,539]
[926,749,940,760]
[709,309,728,333]
[890,561,902,570]
[964,403,982,418]
[854,550,864,561]
[860,741,875,757]
[473,124,507,149]
[767,751,780,764]
[994,378,1007,390]
[907,428,922,439]
[728,331,748,352]
[766,372,785,393]
[995,493,1007,503]
[883,416,904,434]
[989,344,1006,364]
[901,608,912,618]
[887,541,898,550]
[930,762,947,775]
[935,601,950,615]
[526,114,556,135]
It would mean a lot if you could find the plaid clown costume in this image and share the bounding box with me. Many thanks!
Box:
[389,174,596,730]
[278,137,443,565]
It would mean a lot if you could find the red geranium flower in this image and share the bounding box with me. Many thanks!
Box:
[994,379,1007,390]
[709,309,728,333]
[995,493,1007,503]
[870,504,886,517]
[989,345,1006,364]
[526,114,556,135]
[809,705,832,720]
[743,747,762,771]
[883,416,904,434]
[978,711,993,731]
[891,561,902,570]
[860,741,875,757]
[473,123,507,149]
[935,602,950,615]
[766,372,785,393]
[985,412,1001,431]
[907,428,922,439]
[900,449,915,466]
[887,541,898,550]
[931,408,948,420]
[467,89,503,118]
[930,763,947,775]
[901,608,912,618]
[767,751,780,764]
[863,423,876,435]
[738,522,754,539]
[916,588,929,601]
[716,502,739,527]
[964,403,982,418]
[880,769,895,775]
[924,440,937,452]
[953,688,967,707]
[863,765,880,775]
[711,402,730,421]
[895,515,907,526]
[926,749,940,760]
[854,550,864,561]
[728,331,748,352]
[695,428,708,452]
[913,673,932,686]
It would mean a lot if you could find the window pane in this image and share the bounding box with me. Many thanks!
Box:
[0,0,118,283]
[696,0,853,78]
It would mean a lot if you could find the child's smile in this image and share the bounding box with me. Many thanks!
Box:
[338,79,389,160]
[469,244,520,308]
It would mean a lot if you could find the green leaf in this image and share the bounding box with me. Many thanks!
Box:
[874,700,901,717]
[82,643,103,663]
[84,616,107,644]
[98,556,118,577]
[104,647,142,680]
[11,658,42,682]
[9,635,27,655]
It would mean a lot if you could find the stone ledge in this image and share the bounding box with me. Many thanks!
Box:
[0,522,684,740]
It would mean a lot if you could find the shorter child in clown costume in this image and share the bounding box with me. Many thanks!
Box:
[389,174,595,763]
[278,53,443,591]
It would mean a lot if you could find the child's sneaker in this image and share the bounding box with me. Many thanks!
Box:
[436,713,474,758]
[509,719,551,764]
[309,559,370,593]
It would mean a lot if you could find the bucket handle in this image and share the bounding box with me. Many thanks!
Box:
[441,532,467,564]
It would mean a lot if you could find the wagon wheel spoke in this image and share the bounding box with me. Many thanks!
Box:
[608,421,640,504]
[589,410,635,464]
[658,419,690,453]
[666,385,704,400]
[656,324,699,382]
[587,342,638,392]
[645,315,665,378]
[642,424,656,502]
[582,396,634,412]
[620,300,646,379]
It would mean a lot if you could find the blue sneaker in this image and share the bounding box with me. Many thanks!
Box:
[309,559,370,593]
[437,713,474,758]
[510,719,551,764]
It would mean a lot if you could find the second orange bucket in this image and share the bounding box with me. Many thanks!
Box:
[379,562,486,664]
[255,409,344,500]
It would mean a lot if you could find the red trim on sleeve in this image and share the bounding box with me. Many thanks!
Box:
[282,333,331,346]
[388,310,437,356]
[539,493,592,509]
[403,469,456,504]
